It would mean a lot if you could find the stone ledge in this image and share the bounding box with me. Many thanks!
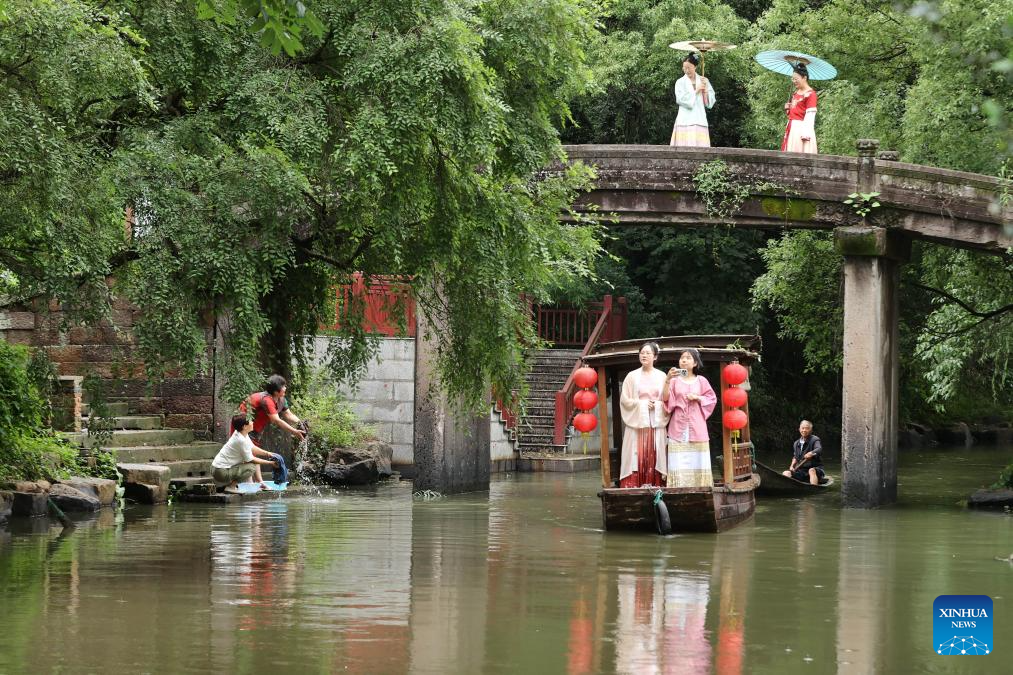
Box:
[517,453,600,473]
[834,226,911,261]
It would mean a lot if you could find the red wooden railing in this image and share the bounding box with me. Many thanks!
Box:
[327,273,416,337]
[529,297,628,347]
[494,396,518,432]
[552,295,628,445]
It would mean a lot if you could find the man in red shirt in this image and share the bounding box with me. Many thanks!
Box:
[240,375,306,482]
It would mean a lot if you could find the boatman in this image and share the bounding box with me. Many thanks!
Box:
[782,420,826,485]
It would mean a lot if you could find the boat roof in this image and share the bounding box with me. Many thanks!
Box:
[582,334,761,368]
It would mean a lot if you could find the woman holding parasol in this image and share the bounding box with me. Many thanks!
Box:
[670,52,715,147]
[754,50,837,155]
[668,40,734,148]
[782,63,818,153]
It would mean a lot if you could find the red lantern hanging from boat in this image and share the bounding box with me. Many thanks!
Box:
[723,409,747,431]
[723,362,748,386]
[573,389,598,411]
[574,366,598,389]
[573,412,598,433]
[722,386,747,409]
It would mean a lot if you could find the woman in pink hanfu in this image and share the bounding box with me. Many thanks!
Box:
[663,349,717,488]
[781,63,818,154]
[619,342,670,488]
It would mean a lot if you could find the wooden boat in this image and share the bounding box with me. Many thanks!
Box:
[583,335,762,534]
[755,460,834,495]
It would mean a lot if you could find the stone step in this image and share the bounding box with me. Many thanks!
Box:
[81,402,130,417]
[84,415,163,431]
[64,428,195,448]
[517,432,557,445]
[169,476,215,490]
[156,459,213,479]
[517,453,600,473]
[156,460,281,480]
[517,443,567,453]
[113,442,221,463]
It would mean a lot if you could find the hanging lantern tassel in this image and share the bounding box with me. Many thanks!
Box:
[573,412,598,455]
[723,408,748,451]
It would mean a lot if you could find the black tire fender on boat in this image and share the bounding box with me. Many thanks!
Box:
[654,497,672,535]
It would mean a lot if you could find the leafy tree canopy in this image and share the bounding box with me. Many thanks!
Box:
[1,0,604,409]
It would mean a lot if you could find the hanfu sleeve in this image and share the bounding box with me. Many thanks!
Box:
[800,90,818,138]
[705,78,716,110]
[698,376,717,421]
[674,78,696,110]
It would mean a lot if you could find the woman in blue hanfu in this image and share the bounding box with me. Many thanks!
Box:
[670,53,716,147]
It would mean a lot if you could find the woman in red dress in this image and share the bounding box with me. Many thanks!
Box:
[781,63,817,154]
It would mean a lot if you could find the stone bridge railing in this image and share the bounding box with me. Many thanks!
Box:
[561,142,1011,252]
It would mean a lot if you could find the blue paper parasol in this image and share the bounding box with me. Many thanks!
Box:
[755,50,837,80]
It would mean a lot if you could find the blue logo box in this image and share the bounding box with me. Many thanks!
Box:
[934,595,993,655]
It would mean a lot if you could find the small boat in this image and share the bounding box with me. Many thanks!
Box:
[755,460,834,495]
[582,335,763,534]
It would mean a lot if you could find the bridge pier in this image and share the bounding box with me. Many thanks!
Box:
[412,302,490,495]
[835,226,910,507]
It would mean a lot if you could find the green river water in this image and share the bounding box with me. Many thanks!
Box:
[1,445,1011,674]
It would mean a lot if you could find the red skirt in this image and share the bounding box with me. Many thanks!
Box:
[620,428,664,488]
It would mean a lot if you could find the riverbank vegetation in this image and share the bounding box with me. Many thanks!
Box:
[0,343,80,482]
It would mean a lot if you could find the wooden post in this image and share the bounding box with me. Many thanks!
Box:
[610,370,623,462]
[597,367,611,488]
[721,362,733,486]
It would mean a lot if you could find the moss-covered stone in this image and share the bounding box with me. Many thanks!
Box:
[834,227,886,256]
[761,197,816,222]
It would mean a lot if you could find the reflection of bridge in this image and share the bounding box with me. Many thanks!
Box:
[555,141,1011,507]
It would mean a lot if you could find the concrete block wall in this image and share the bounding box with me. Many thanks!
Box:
[312,337,416,465]
[311,336,518,470]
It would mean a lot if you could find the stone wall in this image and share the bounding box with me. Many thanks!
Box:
[0,300,216,439]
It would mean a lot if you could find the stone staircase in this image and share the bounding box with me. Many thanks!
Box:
[68,402,226,490]
[515,348,582,454]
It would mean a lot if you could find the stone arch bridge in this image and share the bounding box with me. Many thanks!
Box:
[557,141,1011,508]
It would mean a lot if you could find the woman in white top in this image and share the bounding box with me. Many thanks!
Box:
[211,415,279,492]
[670,53,716,147]
[618,342,671,487]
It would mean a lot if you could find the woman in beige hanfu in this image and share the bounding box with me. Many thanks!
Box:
[619,343,670,488]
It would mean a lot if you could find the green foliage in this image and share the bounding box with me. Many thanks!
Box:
[2,0,605,413]
[0,342,80,481]
[752,231,843,371]
[843,192,881,219]
[295,384,374,456]
[694,158,796,223]
[914,246,1013,409]
[0,343,46,440]
[993,462,1013,490]
[196,0,325,55]
[0,0,150,320]
[604,225,770,337]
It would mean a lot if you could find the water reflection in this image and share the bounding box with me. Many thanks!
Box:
[0,447,1011,674]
